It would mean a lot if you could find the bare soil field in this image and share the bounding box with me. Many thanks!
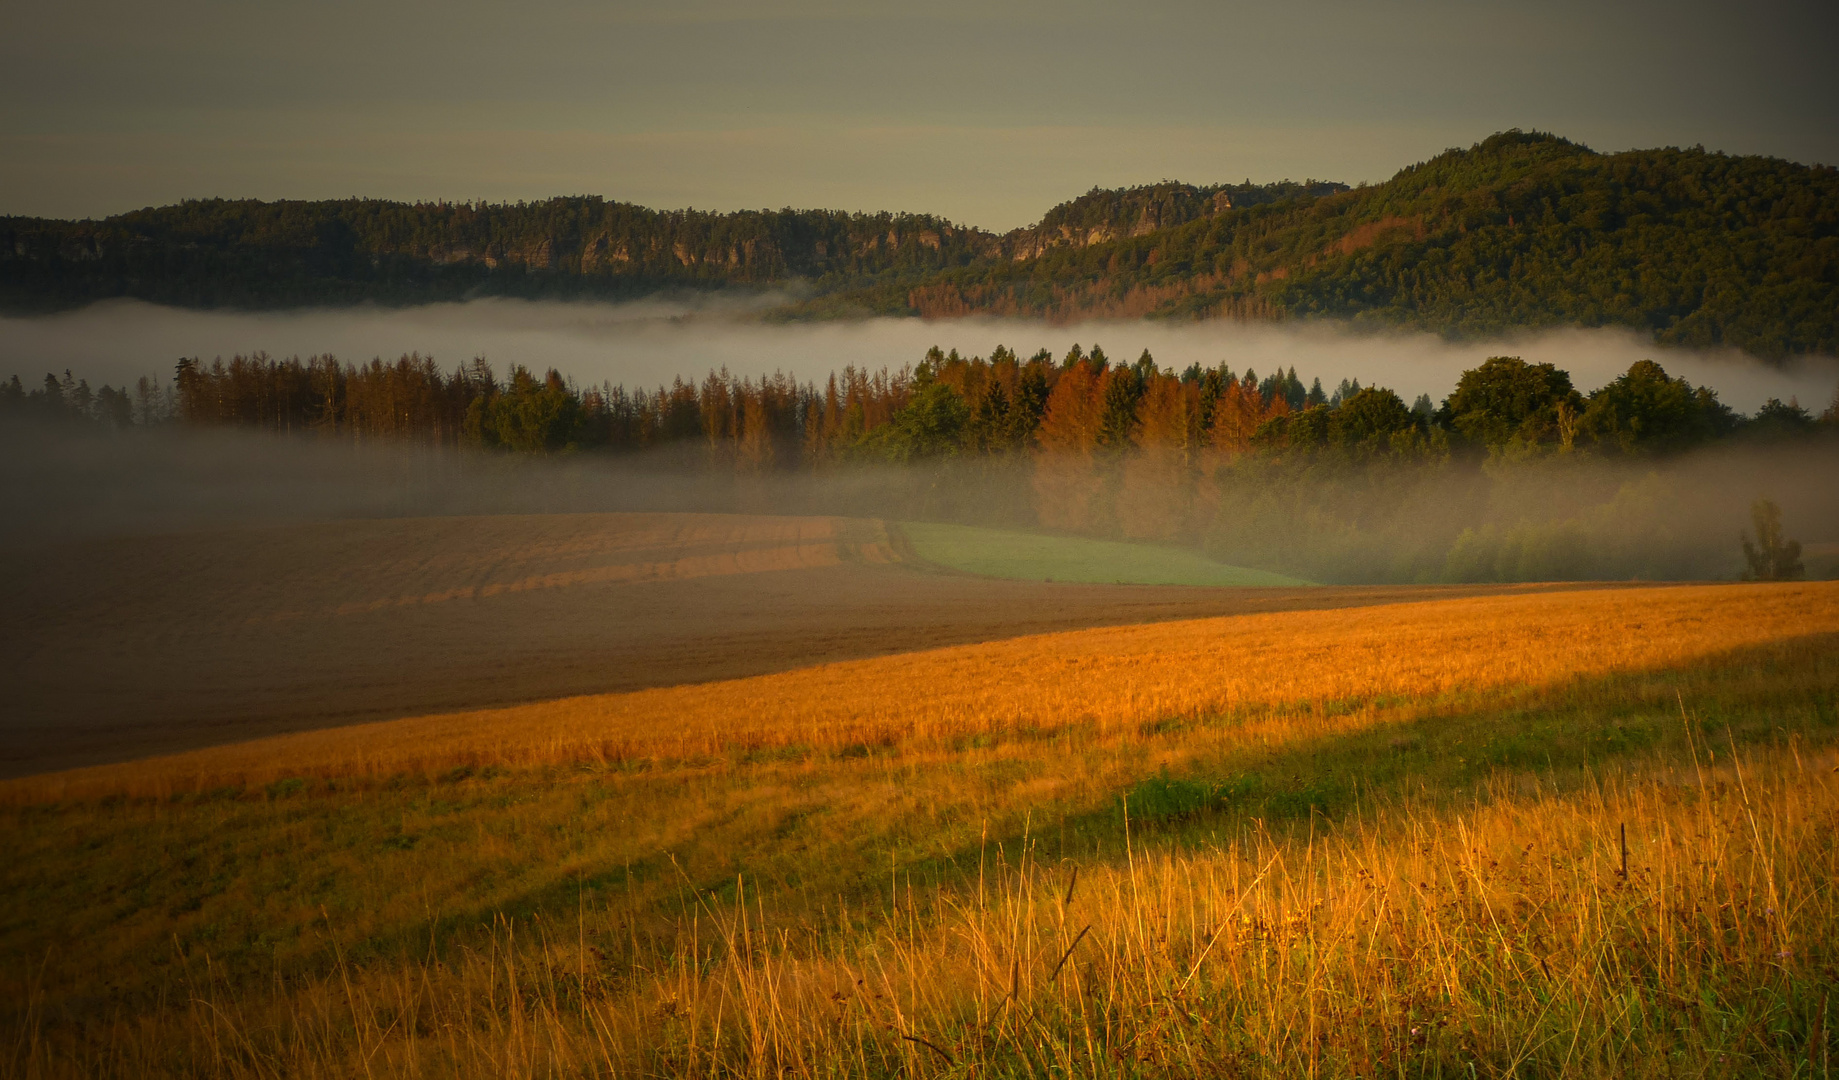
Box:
[0,511,1603,776]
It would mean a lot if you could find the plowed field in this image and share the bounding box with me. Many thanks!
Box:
[0,512,1605,775]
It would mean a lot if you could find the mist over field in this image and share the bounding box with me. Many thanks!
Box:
[5,409,1835,590]
[4,297,1838,413]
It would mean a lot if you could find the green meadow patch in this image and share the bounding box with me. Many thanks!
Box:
[901,521,1311,586]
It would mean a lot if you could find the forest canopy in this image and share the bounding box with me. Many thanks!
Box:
[3,131,1836,357]
[8,346,1829,463]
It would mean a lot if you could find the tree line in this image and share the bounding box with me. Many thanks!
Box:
[8,344,1832,467]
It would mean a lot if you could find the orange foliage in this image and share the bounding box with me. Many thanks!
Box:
[1032,363,1106,530]
[1117,374,1201,539]
[1208,379,1287,454]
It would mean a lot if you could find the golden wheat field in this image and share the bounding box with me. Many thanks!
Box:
[4,579,1838,1078]
[12,580,1829,801]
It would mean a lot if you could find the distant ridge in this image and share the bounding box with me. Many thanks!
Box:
[3,131,1834,357]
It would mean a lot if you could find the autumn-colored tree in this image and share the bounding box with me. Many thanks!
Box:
[1119,373,1201,540]
[700,370,736,461]
[737,384,775,470]
[1208,380,1280,455]
[1034,361,1105,530]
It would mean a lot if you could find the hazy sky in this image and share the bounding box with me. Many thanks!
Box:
[4,0,1836,229]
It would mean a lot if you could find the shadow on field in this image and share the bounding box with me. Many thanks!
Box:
[863,629,1839,907]
[1062,630,1839,846]
[386,629,1839,970]
[9,628,1833,1006]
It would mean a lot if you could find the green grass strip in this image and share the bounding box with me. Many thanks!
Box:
[901,521,1313,586]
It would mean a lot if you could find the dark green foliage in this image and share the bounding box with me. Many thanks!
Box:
[1331,387,1423,445]
[833,131,1839,357]
[1578,359,1738,453]
[1008,363,1050,445]
[1254,387,1425,457]
[1743,397,1819,440]
[476,368,583,453]
[1270,132,1839,357]
[1096,366,1144,449]
[0,369,141,426]
[5,132,1835,357]
[856,381,969,462]
[1260,368,1308,410]
[1742,498,1805,581]
[0,196,990,310]
[1440,355,1583,449]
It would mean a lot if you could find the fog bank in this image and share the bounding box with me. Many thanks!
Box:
[5,415,1835,588]
[4,298,1837,414]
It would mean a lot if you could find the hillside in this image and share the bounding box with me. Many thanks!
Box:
[3,131,1836,355]
[882,132,1839,356]
[0,178,1325,311]
[995,178,1348,259]
[0,199,995,308]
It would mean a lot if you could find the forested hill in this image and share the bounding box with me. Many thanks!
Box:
[0,178,1324,311]
[3,131,1835,356]
[998,179,1349,259]
[878,132,1839,357]
[0,200,997,308]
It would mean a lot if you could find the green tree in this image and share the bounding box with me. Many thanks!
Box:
[965,379,1010,452]
[1741,498,1804,581]
[1743,398,1817,440]
[1008,362,1051,445]
[1331,387,1421,446]
[859,381,968,462]
[1579,360,1736,453]
[1440,356,1582,449]
[488,367,581,452]
[1096,367,1144,449]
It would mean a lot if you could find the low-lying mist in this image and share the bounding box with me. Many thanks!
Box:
[5,415,1834,586]
[5,296,1836,584]
[4,297,1838,413]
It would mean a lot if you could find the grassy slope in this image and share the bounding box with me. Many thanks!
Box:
[4,583,1837,1077]
[901,521,1312,586]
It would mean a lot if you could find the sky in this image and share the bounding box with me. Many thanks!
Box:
[4,0,1837,230]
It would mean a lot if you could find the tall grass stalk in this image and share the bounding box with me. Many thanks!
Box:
[11,741,1836,1078]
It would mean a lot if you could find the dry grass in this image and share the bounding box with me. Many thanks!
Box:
[13,740,1838,1078]
[4,582,1837,1077]
[11,582,1834,803]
